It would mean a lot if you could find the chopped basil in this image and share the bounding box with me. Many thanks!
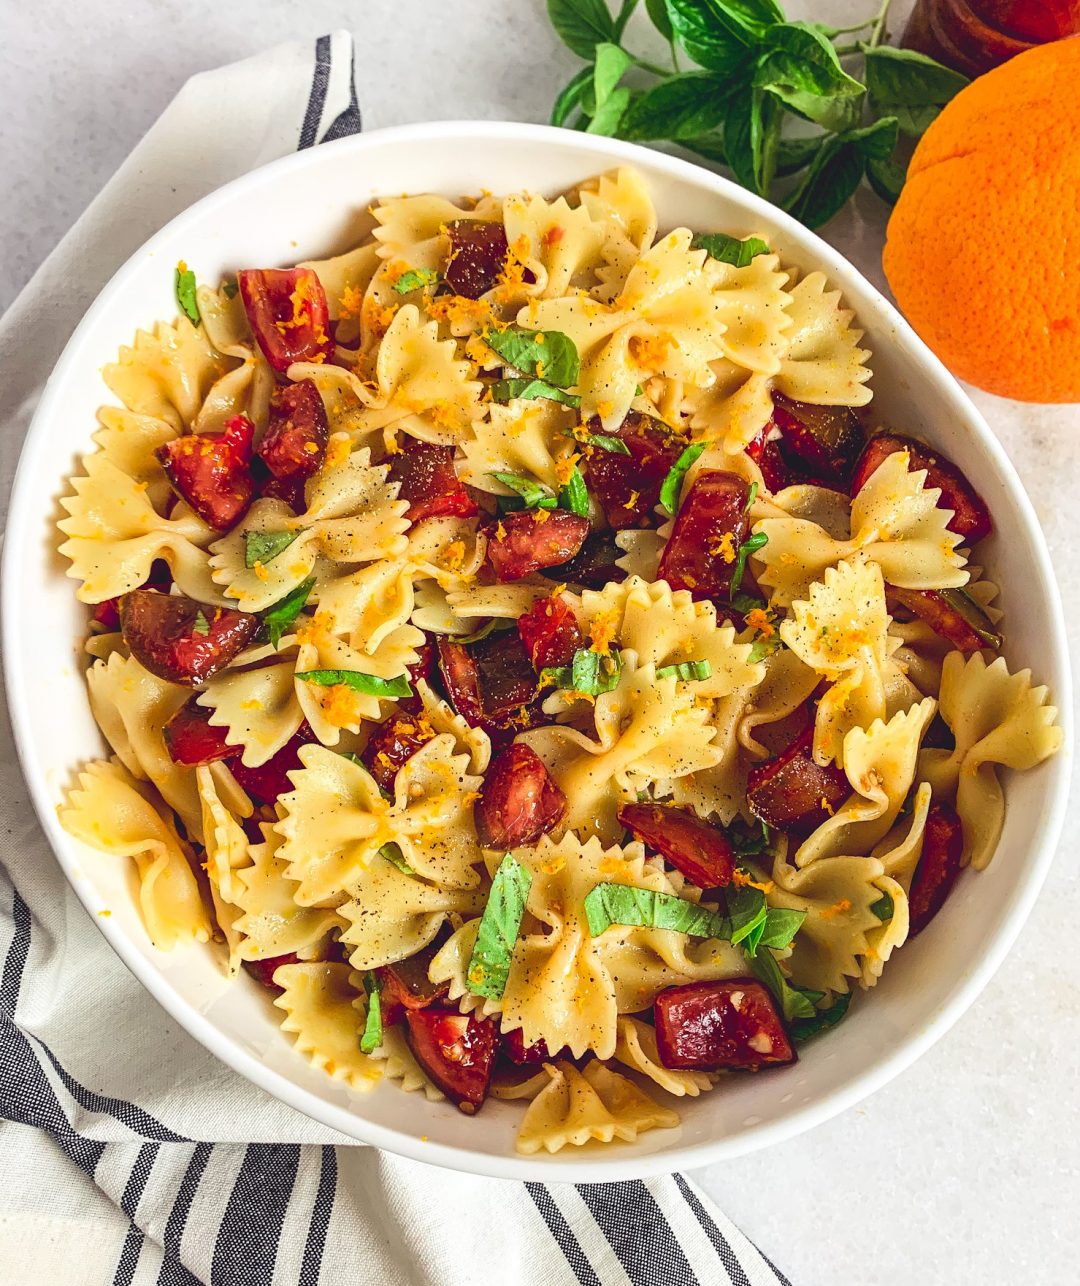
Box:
[727,885,769,953]
[655,659,712,682]
[262,575,316,648]
[359,971,383,1054]
[870,891,894,922]
[191,610,210,637]
[729,591,767,614]
[378,841,414,876]
[557,464,590,517]
[465,854,532,1000]
[394,267,441,294]
[244,528,301,569]
[295,669,413,698]
[691,233,772,268]
[448,618,513,645]
[747,947,824,1023]
[491,378,582,408]
[730,530,768,597]
[745,481,759,511]
[175,263,200,325]
[540,648,622,697]
[729,821,772,861]
[584,884,731,939]
[659,442,706,515]
[748,635,783,664]
[482,325,580,389]
[790,991,851,1044]
[757,907,807,951]
[490,472,558,510]
[569,427,631,455]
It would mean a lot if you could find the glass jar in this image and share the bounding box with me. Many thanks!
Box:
[902,0,1080,76]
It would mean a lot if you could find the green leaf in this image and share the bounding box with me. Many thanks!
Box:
[491,378,582,408]
[482,325,580,388]
[588,86,632,135]
[558,464,591,517]
[548,0,617,58]
[723,89,779,195]
[191,610,210,637]
[757,907,806,950]
[870,892,894,921]
[790,991,851,1043]
[490,472,558,510]
[775,132,825,176]
[175,264,200,326]
[584,883,732,938]
[691,232,771,267]
[863,44,968,136]
[244,528,301,569]
[753,22,865,128]
[448,618,513,645]
[748,634,783,663]
[866,154,906,204]
[745,480,758,510]
[541,648,622,696]
[613,0,639,39]
[727,885,768,951]
[262,575,316,648]
[728,820,771,859]
[393,267,440,294]
[594,41,634,103]
[551,65,596,127]
[295,669,414,698]
[696,0,783,46]
[748,947,824,1022]
[664,0,754,68]
[680,133,729,164]
[570,427,631,455]
[655,659,712,682]
[359,971,383,1054]
[378,841,414,876]
[466,854,533,999]
[645,0,673,41]
[659,441,706,515]
[730,529,767,596]
[620,73,733,141]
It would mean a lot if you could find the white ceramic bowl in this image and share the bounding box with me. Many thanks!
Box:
[3,122,1071,1181]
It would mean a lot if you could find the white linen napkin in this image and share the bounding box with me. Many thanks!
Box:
[0,32,792,1286]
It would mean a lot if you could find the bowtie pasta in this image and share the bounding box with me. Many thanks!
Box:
[58,167,1062,1157]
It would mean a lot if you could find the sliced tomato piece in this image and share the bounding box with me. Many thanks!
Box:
[890,586,1002,654]
[500,1029,569,1066]
[656,471,749,602]
[542,530,627,590]
[485,509,590,583]
[360,711,437,793]
[436,638,486,727]
[243,953,301,992]
[746,727,849,833]
[388,440,478,524]
[437,633,541,733]
[617,802,736,889]
[908,803,965,936]
[256,379,328,508]
[228,724,317,806]
[443,220,510,299]
[517,593,583,671]
[654,979,794,1070]
[746,427,791,494]
[474,743,566,849]
[237,267,333,372]
[157,415,255,532]
[377,937,452,1025]
[771,394,864,487]
[851,432,992,544]
[585,412,685,529]
[404,1008,498,1113]
[120,590,258,686]
[164,700,239,766]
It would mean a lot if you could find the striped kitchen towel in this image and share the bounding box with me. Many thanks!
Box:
[0,33,792,1286]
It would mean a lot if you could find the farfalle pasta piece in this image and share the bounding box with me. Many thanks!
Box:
[501,191,607,301]
[665,689,748,824]
[371,192,502,260]
[60,760,210,950]
[191,283,275,431]
[273,962,383,1091]
[701,251,792,375]
[458,400,576,496]
[427,918,504,1019]
[91,407,176,512]
[737,647,820,759]
[920,652,1063,869]
[276,738,484,905]
[195,765,249,971]
[523,654,722,843]
[103,316,235,430]
[755,450,969,605]
[515,1059,679,1155]
[196,643,303,767]
[614,1016,714,1098]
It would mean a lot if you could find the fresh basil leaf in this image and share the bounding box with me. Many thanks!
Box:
[244,528,301,568]
[775,132,825,176]
[548,0,617,58]
[783,132,864,228]
[863,44,967,137]
[612,0,639,39]
[757,907,806,950]
[748,947,824,1022]
[745,480,759,510]
[448,618,513,645]
[870,892,894,922]
[659,441,706,514]
[584,883,732,938]
[728,821,771,859]
[378,841,414,876]
[483,325,580,388]
[866,154,907,205]
[790,991,850,1044]
[588,85,633,136]
[664,0,754,67]
[594,41,634,105]
[691,232,771,267]
[359,971,383,1054]
[174,263,200,326]
[551,64,596,128]
[262,575,316,648]
[723,88,779,195]
[558,464,591,517]
[727,885,768,951]
[490,472,558,510]
[730,530,767,596]
[295,669,413,698]
[570,427,631,455]
[394,267,440,294]
[541,647,622,696]
[620,73,733,141]
[491,378,582,408]
[680,133,729,164]
[755,21,866,105]
[656,659,712,682]
[697,0,783,45]
[191,610,210,637]
[729,591,765,614]
[748,635,783,663]
[645,0,673,41]
[466,854,533,999]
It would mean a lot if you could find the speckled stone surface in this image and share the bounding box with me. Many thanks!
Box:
[2,3,1078,1282]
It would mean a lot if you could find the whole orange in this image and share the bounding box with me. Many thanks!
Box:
[883,36,1080,402]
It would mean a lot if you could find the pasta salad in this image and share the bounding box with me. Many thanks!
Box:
[57,167,1063,1156]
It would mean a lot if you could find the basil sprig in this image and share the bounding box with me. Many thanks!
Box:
[789,991,851,1044]
[465,854,532,1000]
[540,647,622,697]
[244,529,301,568]
[378,841,414,876]
[359,971,383,1054]
[175,263,200,325]
[870,891,894,921]
[295,670,413,699]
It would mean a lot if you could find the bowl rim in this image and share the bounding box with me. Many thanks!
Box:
[3,119,1071,1182]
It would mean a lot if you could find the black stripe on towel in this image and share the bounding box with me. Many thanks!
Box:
[673,1174,752,1286]
[320,46,362,142]
[210,1143,300,1286]
[112,1142,161,1286]
[578,1181,699,1286]
[298,34,333,150]
[525,1184,601,1286]
[157,1142,212,1286]
[299,1145,337,1286]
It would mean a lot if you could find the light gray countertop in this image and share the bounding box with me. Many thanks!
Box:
[3,3,1078,1283]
